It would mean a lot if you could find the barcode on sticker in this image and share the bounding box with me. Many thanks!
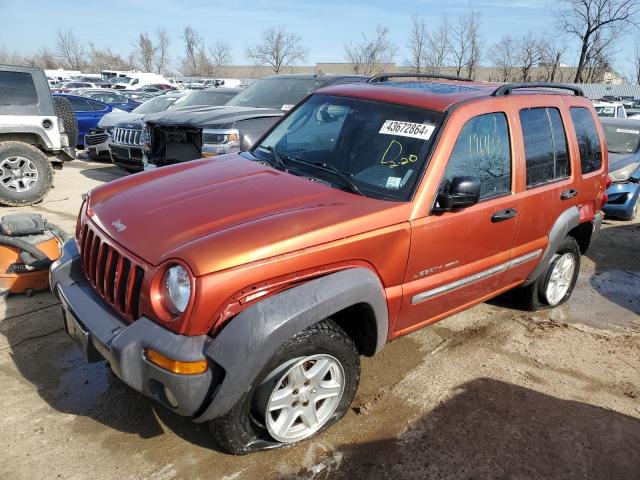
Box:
[379,120,435,140]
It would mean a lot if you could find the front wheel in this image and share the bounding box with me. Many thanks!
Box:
[210,319,360,455]
[0,142,53,206]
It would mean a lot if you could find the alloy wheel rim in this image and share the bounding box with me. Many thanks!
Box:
[0,156,38,193]
[264,354,345,443]
[545,253,576,306]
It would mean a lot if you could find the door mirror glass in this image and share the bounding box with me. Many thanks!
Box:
[435,176,481,212]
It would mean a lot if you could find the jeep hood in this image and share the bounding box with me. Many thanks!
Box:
[98,111,142,129]
[88,155,408,275]
[144,106,283,128]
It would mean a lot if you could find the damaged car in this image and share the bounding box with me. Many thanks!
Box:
[600,117,640,220]
[110,87,241,172]
[142,74,367,168]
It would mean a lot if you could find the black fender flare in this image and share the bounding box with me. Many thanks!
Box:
[194,267,388,422]
[524,206,580,285]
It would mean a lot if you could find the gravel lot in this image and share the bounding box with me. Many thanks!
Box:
[1,159,639,479]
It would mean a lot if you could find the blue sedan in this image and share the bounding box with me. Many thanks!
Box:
[600,118,640,220]
[53,94,121,148]
[79,89,141,112]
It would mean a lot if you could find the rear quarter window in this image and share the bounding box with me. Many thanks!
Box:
[570,107,603,174]
[0,71,38,106]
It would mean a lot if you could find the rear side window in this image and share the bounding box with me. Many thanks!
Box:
[570,107,603,174]
[520,108,570,188]
[0,71,37,106]
[443,112,511,200]
[67,97,93,111]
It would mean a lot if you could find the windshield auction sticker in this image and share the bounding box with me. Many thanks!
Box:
[616,128,640,135]
[379,120,435,140]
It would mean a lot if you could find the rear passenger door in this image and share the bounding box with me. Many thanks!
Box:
[396,111,521,334]
[502,102,578,286]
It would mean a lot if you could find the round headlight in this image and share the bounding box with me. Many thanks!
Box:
[163,265,191,315]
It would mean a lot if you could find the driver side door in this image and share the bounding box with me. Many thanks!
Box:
[395,111,521,335]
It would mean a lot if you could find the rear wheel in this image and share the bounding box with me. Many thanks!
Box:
[210,319,360,455]
[0,142,53,206]
[519,236,581,311]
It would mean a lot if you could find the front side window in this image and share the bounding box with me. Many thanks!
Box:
[443,113,511,200]
[520,107,570,188]
[253,94,444,201]
[570,107,603,174]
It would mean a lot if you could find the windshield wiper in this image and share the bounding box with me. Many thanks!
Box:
[287,156,364,196]
[256,146,288,172]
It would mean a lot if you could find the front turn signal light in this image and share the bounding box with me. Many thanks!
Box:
[145,349,208,375]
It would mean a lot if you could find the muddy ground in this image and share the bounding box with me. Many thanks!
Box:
[0,159,638,479]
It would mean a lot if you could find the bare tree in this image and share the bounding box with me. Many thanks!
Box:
[449,10,482,79]
[514,33,544,82]
[88,43,133,71]
[133,33,156,72]
[424,16,450,74]
[407,15,428,73]
[634,36,640,84]
[181,26,209,76]
[539,38,567,82]
[488,36,517,82]
[55,28,87,70]
[558,0,639,82]
[246,26,307,74]
[153,28,170,74]
[344,25,396,75]
[32,47,57,69]
[209,40,233,74]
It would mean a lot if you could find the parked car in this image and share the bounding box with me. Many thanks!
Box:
[593,101,627,119]
[142,74,367,168]
[111,88,241,171]
[51,76,607,455]
[53,94,120,148]
[0,65,76,206]
[84,91,189,160]
[78,89,141,112]
[51,81,102,93]
[600,118,640,220]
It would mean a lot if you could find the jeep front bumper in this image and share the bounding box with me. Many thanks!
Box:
[50,241,220,418]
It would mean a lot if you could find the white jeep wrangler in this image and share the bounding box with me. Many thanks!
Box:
[0,65,77,206]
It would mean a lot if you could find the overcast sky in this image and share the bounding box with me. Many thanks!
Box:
[0,0,635,74]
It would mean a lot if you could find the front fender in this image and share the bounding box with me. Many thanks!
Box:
[194,267,388,422]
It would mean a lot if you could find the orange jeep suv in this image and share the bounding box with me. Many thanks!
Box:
[50,75,607,454]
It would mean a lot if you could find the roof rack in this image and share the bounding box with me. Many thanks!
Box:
[368,73,472,83]
[492,82,584,97]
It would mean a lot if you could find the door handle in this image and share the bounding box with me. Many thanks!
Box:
[491,208,517,223]
[560,189,578,200]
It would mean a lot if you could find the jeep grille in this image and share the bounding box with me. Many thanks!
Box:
[79,222,145,321]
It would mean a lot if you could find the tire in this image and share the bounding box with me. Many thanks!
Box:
[519,236,581,311]
[0,142,53,206]
[53,96,79,149]
[210,319,360,455]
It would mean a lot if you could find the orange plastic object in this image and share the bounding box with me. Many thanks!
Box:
[0,237,61,295]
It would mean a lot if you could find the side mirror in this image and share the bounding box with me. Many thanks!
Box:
[434,176,481,212]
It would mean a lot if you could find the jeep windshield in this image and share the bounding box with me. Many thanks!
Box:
[252,94,444,201]
[603,124,640,154]
[227,77,323,111]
